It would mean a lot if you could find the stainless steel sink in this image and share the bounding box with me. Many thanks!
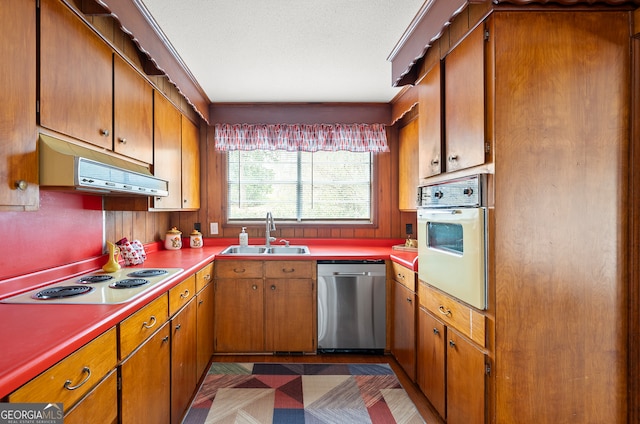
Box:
[219,246,269,254]
[266,246,310,254]
[219,245,310,255]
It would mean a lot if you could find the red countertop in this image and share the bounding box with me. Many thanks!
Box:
[0,238,416,398]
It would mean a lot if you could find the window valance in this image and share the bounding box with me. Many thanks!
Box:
[214,123,389,153]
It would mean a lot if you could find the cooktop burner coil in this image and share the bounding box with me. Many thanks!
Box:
[110,278,150,289]
[127,269,168,278]
[78,275,114,283]
[33,285,95,300]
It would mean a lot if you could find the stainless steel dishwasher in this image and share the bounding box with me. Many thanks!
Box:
[317,259,386,353]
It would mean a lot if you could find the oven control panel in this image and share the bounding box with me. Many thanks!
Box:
[418,174,487,208]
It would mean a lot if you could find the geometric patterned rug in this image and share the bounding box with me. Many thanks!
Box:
[183,363,426,424]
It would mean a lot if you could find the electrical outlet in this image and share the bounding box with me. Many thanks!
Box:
[406,223,413,235]
[210,222,218,235]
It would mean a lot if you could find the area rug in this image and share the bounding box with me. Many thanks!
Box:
[183,362,426,424]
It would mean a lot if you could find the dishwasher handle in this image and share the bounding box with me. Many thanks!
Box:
[328,272,384,277]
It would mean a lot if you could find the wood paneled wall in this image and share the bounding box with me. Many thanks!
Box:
[169,124,412,240]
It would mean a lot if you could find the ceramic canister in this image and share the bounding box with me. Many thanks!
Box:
[190,229,203,248]
[165,227,182,250]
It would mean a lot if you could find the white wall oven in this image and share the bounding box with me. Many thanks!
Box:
[417,174,488,310]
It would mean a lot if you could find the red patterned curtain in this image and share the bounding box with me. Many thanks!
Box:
[214,123,389,153]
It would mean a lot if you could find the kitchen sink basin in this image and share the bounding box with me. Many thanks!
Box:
[219,245,310,255]
[266,246,310,254]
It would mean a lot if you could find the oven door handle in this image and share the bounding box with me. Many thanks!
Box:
[421,209,461,215]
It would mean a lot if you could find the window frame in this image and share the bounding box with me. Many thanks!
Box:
[221,150,380,229]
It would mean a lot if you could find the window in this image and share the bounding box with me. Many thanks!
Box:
[227,150,373,222]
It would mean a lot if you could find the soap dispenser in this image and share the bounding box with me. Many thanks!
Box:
[239,227,248,247]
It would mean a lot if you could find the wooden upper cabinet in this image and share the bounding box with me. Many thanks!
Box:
[113,55,153,163]
[152,93,182,209]
[40,0,113,149]
[0,0,38,211]
[444,23,486,172]
[418,63,442,181]
[398,117,419,211]
[181,115,201,210]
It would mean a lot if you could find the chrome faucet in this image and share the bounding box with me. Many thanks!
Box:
[265,212,276,247]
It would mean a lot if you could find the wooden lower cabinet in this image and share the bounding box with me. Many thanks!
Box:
[265,278,315,352]
[417,307,445,418]
[392,279,416,381]
[119,322,171,424]
[196,281,215,376]
[64,369,118,424]
[446,327,485,424]
[171,298,198,424]
[417,305,486,423]
[214,260,316,353]
[214,277,264,352]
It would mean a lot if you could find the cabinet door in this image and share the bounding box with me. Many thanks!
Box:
[171,298,198,424]
[196,282,215,377]
[40,0,113,149]
[265,278,315,352]
[398,118,419,211]
[214,279,264,352]
[444,23,486,172]
[181,115,200,209]
[418,62,442,180]
[120,322,170,424]
[392,280,416,381]
[446,328,485,424]
[417,308,446,419]
[152,93,182,209]
[0,0,38,210]
[113,55,153,163]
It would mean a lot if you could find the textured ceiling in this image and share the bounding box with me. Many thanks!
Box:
[138,0,425,103]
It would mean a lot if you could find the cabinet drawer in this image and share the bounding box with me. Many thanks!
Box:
[215,260,263,278]
[265,260,314,278]
[9,327,117,411]
[420,281,485,347]
[195,262,214,292]
[169,274,196,316]
[64,369,117,424]
[119,294,168,359]
[392,262,415,291]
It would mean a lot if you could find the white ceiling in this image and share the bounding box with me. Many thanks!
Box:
[138,0,425,103]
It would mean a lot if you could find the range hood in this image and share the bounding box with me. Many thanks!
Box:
[39,134,169,197]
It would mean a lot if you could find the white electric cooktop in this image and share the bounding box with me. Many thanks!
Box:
[0,267,183,304]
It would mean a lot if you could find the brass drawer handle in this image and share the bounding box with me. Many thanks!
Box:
[142,316,157,329]
[397,273,404,280]
[64,367,91,391]
[233,268,246,273]
[204,274,211,281]
[252,284,258,290]
[438,305,452,316]
[180,289,190,299]
[282,268,295,273]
